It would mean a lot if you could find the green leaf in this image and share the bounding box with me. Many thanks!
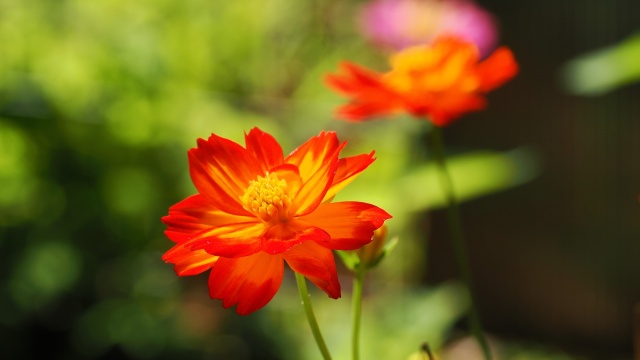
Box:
[561,32,640,95]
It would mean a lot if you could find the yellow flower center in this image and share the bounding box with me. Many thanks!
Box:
[242,172,292,223]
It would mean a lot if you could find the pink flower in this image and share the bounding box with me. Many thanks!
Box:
[360,0,498,56]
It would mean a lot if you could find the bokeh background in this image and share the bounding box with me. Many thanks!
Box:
[1,0,640,359]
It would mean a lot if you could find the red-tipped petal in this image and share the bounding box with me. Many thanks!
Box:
[244,127,284,173]
[476,47,519,92]
[284,241,340,299]
[323,151,376,202]
[162,245,218,276]
[162,194,254,243]
[189,134,261,216]
[301,202,392,250]
[208,252,284,315]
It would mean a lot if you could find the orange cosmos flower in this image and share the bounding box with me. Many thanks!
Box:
[326,36,518,126]
[162,128,391,315]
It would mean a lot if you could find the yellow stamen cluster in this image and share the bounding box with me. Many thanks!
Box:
[242,173,292,223]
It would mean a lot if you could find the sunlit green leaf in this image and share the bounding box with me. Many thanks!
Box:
[561,32,640,95]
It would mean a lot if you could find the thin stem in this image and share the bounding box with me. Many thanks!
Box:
[295,272,333,360]
[421,343,435,360]
[634,303,640,360]
[351,265,366,360]
[428,127,492,360]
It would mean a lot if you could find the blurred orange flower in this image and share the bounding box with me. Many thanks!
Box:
[326,36,518,126]
[162,128,391,315]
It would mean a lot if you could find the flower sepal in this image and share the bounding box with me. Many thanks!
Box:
[361,234,398,270]
[337,225,398,271]
[336,250,359,272]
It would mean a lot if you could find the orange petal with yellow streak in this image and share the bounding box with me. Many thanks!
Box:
[162,244,218,276]
[162,194,255,243]
[187,221,265,258]
[286,132,343,216]
[323,152,376,202]
[188,134,261,216]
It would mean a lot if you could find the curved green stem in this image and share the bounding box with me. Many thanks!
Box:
[351,265,366,360]
[429,127,492,360]
[295,272,333,360]
[422,343,435,360]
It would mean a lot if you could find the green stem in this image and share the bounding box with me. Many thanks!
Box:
[295,272,333,360]
[429,127,492,360]
[351,265,366,360]
[421,343,435,360]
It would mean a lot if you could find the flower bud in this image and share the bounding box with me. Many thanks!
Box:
[356,224,395,269]
[357,225,387,264]
[336,224,396,271]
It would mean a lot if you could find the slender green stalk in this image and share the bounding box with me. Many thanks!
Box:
[428,127,492,360]
[421,343,435,360]
[351,265,366,360]
[295,272,333,360]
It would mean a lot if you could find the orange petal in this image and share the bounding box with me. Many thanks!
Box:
[285,131,340,182]
[423,93,487,126]
[285,132,343,215]
[301,202,392,250]
[326,62,385,95]
[208,252,284,315]
[188,221,265,257]
[476,46,519,92]
[327,62,402,120]
[283,241,340,299]
[244,127,284,173]
[323,151,376,202]
[162,244,218,276]
[336,101,401,121]
[162,194,254,243]
[292,156,340,216]
[189,134,261,216]
[261,221,330,254]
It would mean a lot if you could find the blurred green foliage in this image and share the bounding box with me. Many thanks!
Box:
[268,281,470,360]
[0,0,549,359]
[562,32,640,95]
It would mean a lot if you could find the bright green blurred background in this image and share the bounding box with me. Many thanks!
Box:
[1,0,640,359]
